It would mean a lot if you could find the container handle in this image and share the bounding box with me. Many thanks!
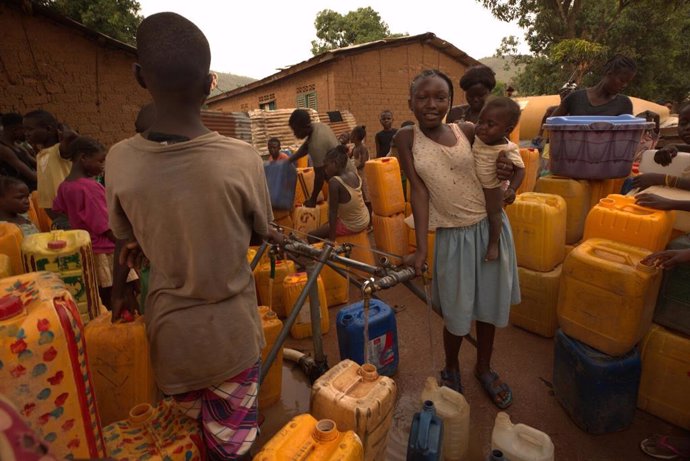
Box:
[591,246,635,267]
[417,404,432,451]
[516,428,548,450]
[588,122,614,130]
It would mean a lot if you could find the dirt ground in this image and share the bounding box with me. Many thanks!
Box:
[255,281,689,461]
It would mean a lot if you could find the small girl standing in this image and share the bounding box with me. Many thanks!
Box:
[395,69,520,409]
[310,145,370,242]
[0,177,40,236]
[52,136,138,310]
[350,125,371,211]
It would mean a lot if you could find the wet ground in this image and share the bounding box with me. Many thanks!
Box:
[255,281,689,460]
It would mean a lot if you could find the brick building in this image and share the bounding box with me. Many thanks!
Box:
[0,1,149,146]
[206,33,481,139]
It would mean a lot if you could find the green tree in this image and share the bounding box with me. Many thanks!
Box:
[311,7,405,55]
[40,0,143,45]
[480,0,690,102]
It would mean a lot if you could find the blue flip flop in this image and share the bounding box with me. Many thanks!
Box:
[475,369,512,409]
[440,368,464,394]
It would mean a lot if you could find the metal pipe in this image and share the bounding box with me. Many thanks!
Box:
[307,244,333,367]
[250,241,268,271]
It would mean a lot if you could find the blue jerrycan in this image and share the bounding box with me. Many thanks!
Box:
[407,400,443,460]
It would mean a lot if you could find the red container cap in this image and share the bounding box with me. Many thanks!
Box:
[48,240,67,250]
[0,296,23,320]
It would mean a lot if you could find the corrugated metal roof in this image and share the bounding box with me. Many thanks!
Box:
[206,32,481,104]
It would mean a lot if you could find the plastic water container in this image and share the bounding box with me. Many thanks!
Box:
[84,312,158,426]
[0,253,12,278]
[491,412,554,461]
[313,242,349,307]
[295,167,315,206]
[293,205,321,234]
[516,148,540,195]
[336,230,375,278]
[336,299,399,376]
[256,259,296,318]
[535,176,591,244]
[30,191,53,232]
[407,400,443,461]
[510,265,562,338]
[420,377,469,461]
[254,414,364,460]
[103,399,202,460]
[558,238,661,356]
[22,230,101,324]
[372,213,406,265]
[639,149,690,177]
[505,192,567,272]
[638,324,690,430]
[553,329,640,434]
[0,272,106,459]
[318,200,329,225]
[282,272,329,339]
[654,256,690,336]
[311,360,396,461]
[633,185,690,233]
[364,157,405,217]
[589,178,626,209]
[0,222,23,275]
[258,306,283,408]
[584,194,674,252]
[544,115,653,179]
[264,161,297,210]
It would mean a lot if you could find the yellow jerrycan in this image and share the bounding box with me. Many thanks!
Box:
[258,306,283,408]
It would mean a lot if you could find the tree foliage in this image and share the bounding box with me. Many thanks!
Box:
[40,0,143,45]
[480,0,690,102]
[311,7,405,55]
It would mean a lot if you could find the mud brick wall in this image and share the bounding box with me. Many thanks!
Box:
[0,3,149,147]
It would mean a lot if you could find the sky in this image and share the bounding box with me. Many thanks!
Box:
[138,0,529,80]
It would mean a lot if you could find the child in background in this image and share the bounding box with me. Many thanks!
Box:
[0,176,40,236]
[351,125,370,211]
[309,145,370,242]
[267,137,288,163]
[396,69,519,408]
[375,110,397,157]
[52,136,138,311]
[473,97,525,260]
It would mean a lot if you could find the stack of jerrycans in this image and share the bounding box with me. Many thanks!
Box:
[555,209,669,432]
[365,157,407,265]
[505,192,567,337]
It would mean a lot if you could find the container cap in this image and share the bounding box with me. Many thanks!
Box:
[48,240,67,250]
[128,403,154,425]
[636,261,657,274]
[0,296,23,320]
[358,363,379,381]
[313,419,338,442]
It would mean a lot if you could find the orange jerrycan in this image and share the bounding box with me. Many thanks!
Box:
[558,239,661,356]
[314,242,349,307]
[103,399,202,460]
[638,324,690,429]
[0,253,13,278]
[336,230,375,278]
[22,230,101,324]
[506,192,566,272]
[258,306,283,408]
[364,157,405,217]
[283,272,329,339]
[294,167,315,206]
[30,190,53,232]
[256,259,296,318]
[588,178,625,209]
[254,414,364,461]
[372,213,406,265]
[584,194,674,252]
[535,176,591,244]
[272,209,294,235]
[511,265,562,338]
[293,205,320,235]
[516,148,540,195]
[84,312,158,426]
[406,223,436,277]
[311,360,396,461]
[0,222,24,275]
[0,272,106,459]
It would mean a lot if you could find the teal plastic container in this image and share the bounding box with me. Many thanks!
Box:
[407,400,443,461]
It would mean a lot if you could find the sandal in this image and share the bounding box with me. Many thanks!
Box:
[440,368,464,394]
[641,435,690,459]
[475,369,512,409]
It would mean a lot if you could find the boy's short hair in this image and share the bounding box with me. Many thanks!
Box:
[460,65,496,92]
[325,144,349,169]
[380,109,392,116]
[289,109,311,127]
[67,136,105,161]
[136,13,211,90]
[483,97,521,127]
[23,110,57,129]
[602,54,637,76]
[352,125,366,140]
[1,113,22,128]
[0,176,26,196]
[267,137,281,145]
